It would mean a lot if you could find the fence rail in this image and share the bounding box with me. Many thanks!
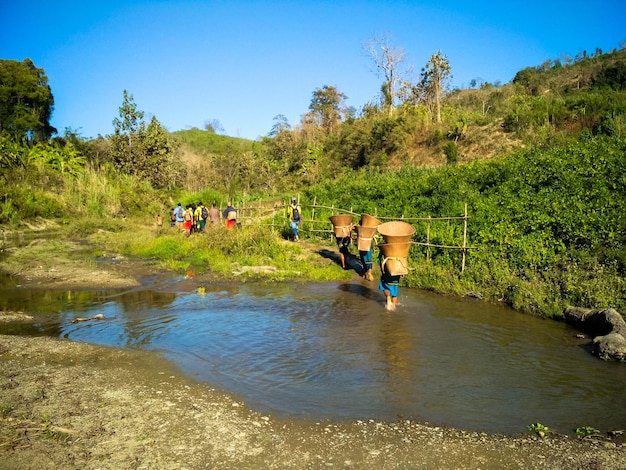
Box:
[229,197,475,272]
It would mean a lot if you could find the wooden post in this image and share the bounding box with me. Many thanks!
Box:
[331,204,335,241]
[424,217,429,260]
[462,203,468,273]
[312,196,317,234]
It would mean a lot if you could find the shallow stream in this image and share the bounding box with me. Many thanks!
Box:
[1,274,625,435]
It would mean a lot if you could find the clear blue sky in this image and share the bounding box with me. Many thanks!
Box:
[2,1,624,141]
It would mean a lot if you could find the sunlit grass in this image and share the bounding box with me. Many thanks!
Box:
[89,218,351,282]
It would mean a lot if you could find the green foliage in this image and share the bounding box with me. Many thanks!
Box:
[109,90,182,189]
[592,61,626,90]
[27,141,86,177]
[442,141,458,164]
[122,223,344,281]
[308,134,626,316]
[575,426,601,438]
[309,85,348,133]
[528,422,551,437]
[0,136,26,175]
[0,181,65,223]
[0,58,55,142]
[173,127,255,155]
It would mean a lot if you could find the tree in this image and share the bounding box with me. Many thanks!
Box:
[309,85,347,133]
[0,58,56,142]
[109,90,181,188]
[141,116,179,188]
[110,90,145,172]
[362,34,408,115]
[593,62,626,91]
[268,114,291,137]
[204,118,224,134]
[419,51,452,123]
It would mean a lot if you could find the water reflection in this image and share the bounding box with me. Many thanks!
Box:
[1,279,625,434]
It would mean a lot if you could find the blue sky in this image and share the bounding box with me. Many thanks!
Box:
[2,1,624,141]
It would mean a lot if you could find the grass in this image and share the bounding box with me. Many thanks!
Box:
[80,218,353,282]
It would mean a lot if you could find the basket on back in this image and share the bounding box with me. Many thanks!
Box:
[377,221,415,276]
[329,214,354,237]
[376,221,415,244]
[355,213,381,251]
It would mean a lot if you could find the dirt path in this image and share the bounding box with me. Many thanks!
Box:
[1,237,625,469]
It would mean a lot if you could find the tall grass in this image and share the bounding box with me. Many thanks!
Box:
[109,222,350,282]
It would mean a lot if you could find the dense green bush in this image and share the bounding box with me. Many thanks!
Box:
[308,134,626,316]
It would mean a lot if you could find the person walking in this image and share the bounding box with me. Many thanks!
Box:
[194,203,204,232]
[360,244,375,281]
[169,207,177,228]
[223,202,237,229]
[198,202,209,232]
[378,251,401,311]
[336,232,351,270]
[174,203,185,231]
[287,197,302,241]
[209,201,220,226]
[183,205,193,235]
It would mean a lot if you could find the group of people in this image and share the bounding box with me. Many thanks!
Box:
[289,200,401,311]
[334,218,401,311]
[161,198,400,309]
[168,201,235,235]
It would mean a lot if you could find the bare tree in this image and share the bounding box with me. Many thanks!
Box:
[362,33,408,115]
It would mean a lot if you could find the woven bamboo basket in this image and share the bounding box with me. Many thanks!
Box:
[378,241,412,259]
[378,242,411,276]
[360,213,381,228]
[377,221,415,244]
[329,214,354,237]
[381,256,409,276]
[355,225,378,251]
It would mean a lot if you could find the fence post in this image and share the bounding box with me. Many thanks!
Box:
[330,204,335,242]
[426,216,431,261]
[462,203,468,273]
[312,196,317,234]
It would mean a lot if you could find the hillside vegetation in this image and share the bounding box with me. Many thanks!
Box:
[1,48,625,317]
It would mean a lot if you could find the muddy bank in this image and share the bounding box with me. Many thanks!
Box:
[1,334,625,470]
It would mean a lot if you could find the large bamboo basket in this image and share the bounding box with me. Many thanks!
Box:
[329,214,354,237]
[355,225,378,251]
[377,221,415,244]
[378,242,411,276]
[360,213,381,228]
[381,257,409,276]
[378,241,412,259]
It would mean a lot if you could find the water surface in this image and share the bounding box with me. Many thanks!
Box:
[2,277,624,434]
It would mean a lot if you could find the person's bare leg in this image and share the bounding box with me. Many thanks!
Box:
[384,291,393,310]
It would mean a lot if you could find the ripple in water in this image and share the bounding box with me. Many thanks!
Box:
[40,281,626,434]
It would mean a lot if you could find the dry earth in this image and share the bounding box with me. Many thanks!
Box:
[1,237,625,469]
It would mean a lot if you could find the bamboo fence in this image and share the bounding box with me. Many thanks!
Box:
[229,196,474,272]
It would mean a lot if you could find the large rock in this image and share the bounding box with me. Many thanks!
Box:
[564,307,626,361]
[593,333,626,361]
